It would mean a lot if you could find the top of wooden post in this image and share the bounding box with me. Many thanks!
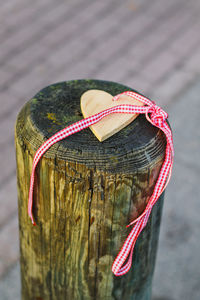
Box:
[16,79,166,173]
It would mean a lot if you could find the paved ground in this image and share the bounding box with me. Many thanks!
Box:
[0,0,200,299]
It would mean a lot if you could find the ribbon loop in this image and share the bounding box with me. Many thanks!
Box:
[146,105,168,128]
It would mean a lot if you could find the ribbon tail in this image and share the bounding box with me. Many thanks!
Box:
[113,241,136,276]
[112,214,148,276]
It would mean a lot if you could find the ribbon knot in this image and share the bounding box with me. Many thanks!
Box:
[146,104,168,128]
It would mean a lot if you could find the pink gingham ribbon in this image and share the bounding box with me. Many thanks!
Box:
[28,91,174,276]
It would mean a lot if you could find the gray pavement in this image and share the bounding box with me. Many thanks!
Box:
[0,0,200,299]
[152,78,200,300]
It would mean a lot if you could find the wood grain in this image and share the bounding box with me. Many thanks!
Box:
[15,79,166,300]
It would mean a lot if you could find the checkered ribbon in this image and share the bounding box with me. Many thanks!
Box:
[28,91,174,276]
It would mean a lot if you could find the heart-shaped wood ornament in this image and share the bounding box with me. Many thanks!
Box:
[80,89,144,142]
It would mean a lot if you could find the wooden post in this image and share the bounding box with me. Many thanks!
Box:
[15,79,166,300]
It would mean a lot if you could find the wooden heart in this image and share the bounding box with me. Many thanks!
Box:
[80,89,144,142]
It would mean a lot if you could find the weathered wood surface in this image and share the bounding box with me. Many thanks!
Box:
[15,79,166,300]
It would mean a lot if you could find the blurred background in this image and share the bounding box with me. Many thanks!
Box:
[0,0,200,299]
